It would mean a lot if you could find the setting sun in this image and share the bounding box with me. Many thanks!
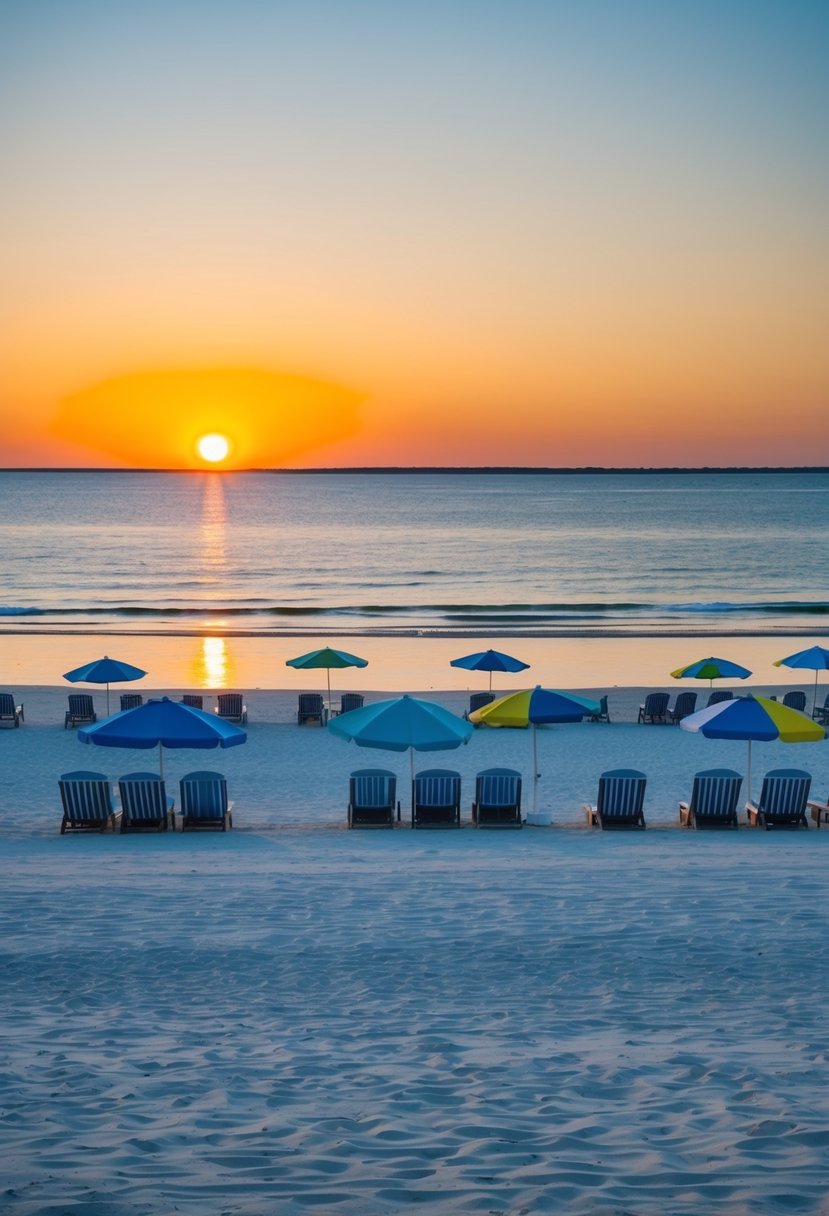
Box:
[197,433,230,463]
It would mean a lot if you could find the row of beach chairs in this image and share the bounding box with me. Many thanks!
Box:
[638,689,820,723]
[57,764,829,834]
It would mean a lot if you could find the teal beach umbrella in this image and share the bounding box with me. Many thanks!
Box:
[64,655,147,715]
[774,645,829,717]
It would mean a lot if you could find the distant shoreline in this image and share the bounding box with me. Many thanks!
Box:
[2,466,829,475]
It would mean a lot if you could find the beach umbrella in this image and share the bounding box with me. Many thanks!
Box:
[773,645,829,717]
[286,646,368,715]
[670,656,752,689]
[328,694,472,802]
[449,648,530,691]
[679,693,825,803]
[78,696,246,778]
[63,655,147,715]
[470,685,600,819]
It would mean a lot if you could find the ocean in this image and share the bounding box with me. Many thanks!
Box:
[2,469,828,690]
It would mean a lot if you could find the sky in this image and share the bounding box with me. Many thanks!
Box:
[1,0,827,469]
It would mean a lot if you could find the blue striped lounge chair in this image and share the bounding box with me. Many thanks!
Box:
[668,691,697,724]
[707,690,733,707]
[297,693,326,725]
[58,770,117,834]
[119,693,144,711]
[588,695,611,723]
[412,768,462,828]
[118,771,174,832]
[216,693,247,724]
[339,693,365,715]
[584,768,647,829]
[679,768,742,829]
[472,767,522,827]
[745,768,811,829]
[64,694,96,729]
[0,692,23,727]
[637,693,669,723]
[466,691,495,721]
[182,694,204,709]
[782,691,806,712]
[179,770,234,830]
[348,768,398,828]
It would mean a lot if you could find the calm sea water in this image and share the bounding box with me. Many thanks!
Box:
[1,470,828,637]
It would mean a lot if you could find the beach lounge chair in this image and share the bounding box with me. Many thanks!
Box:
[637,692,669,723]
[466,691,495,720]
[178,770,234,830]
[588,695,610,723]
[668,691,697,724]
[338,693,365,716]
[412,768,462,828]
[707,690,733,707]
[0,693,23,727]
[117,771,174,832]
[216,693,247,724]
[782,690,807,712]
[58,770,117,834]
[64,694,96,729]
[584,768,647,829]
[297,693,327,725]
[119,692,144,711]
[182,694,204,709]
[679,768,742,829]
[812,693,829,724]
[348,768,398,828]
[745,768,811,829]
[472,767,522,827]
[806,793,829,828]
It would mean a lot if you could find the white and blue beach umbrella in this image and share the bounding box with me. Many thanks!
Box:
[79,696,247,778]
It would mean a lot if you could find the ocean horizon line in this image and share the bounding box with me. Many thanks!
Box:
[3,466,829,475]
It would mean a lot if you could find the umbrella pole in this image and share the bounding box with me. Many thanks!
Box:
[327,669,332,717]
[746,739,752,807]
[106,682,110,715]
[489,671,493,691]
[532,723,539,819]
[409,747,415,818]
[159,741,164,781]
[814,670,819,718]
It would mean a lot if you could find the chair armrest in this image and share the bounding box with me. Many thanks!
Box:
[583,803,598,825]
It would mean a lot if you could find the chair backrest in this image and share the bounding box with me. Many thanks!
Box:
[597,769,647,820]
[182,694,204,709]
[475,767,521,809]
[120,693,143,711]
[757,768,811,816]
[707,690,733,706]
[689,768,742,818]
[68,694,95,716]
[469,691,495,713]
[58,770,113,822]
[782,691,806,712]
[0,693,16,717]
[413,769,461,808]
[672,691,697,718]
[298,693,324,715]
[350,768,396,810]
[118,771,168,819]
[643,692,669,715]
[180,770,229,818]
[217,693,243,717]
[340,693,364,714]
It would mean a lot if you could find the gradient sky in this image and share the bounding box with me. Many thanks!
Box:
[2,0,827,468]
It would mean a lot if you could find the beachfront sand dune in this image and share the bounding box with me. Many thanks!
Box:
[2,687,829,1214]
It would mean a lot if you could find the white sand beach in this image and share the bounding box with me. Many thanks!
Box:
[3,684,829,1214]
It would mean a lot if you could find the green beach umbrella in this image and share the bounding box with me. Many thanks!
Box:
[671,656,752,689]
[286,646,368,715]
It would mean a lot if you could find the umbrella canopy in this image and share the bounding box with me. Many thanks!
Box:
[670,656,752,687]
[470,686,600,818]
[679,693,825,802]
[78,696,247,778]
[64,655,147,715]
[773,645,829,716]
[285,646,368,712]
[450,648,530,691]
[328,694,472,802]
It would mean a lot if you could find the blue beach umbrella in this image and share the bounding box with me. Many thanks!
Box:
[679,693,825,803]
[670,656,752,688]
[773,645,829,717]
[79,696,247,778]
[470,685,601,819]
[63,655,148,715]
[329,694,473,801]
[286,646,368,714]
[450,648,530,691]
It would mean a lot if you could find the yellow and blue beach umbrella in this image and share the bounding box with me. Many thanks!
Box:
[450,648,530,691]
[679,693,825,803]
[670,656,752,688]
[774,645,829,717]
[63,654,147,715]
[470,685,600,819]
[286,646,368,715]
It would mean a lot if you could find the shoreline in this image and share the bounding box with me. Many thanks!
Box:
[3,624,829,638]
